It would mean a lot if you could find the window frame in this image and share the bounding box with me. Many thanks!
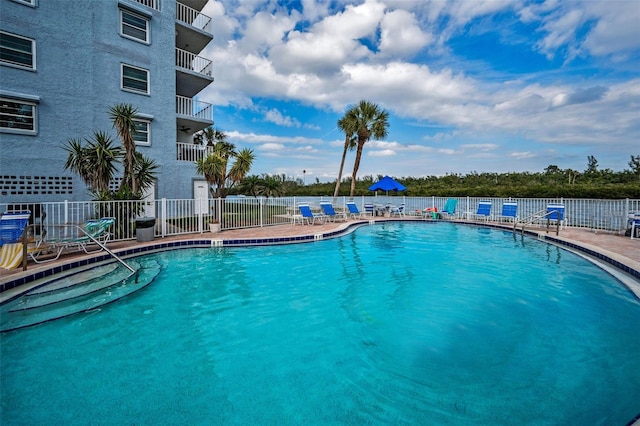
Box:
[120,8,150,44]
[132,118,151,146]
[121,63,149,95]
[9,0,37,7]
[0,97,38,135]
[0,31,36,70]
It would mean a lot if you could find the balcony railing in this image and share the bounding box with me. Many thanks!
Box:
[176,142,214,162]
[176,48,213,77]
[176,95,212,121]
[131,0,160,11]
[177,2,212,33]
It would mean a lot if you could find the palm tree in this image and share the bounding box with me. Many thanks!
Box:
[257,174,286,197]
[239,175,263,197]
[195,127,255,198]
[334,108,358,198]
[63,131,122,193]
[348,100,389,198]
[109,103,139,194]
[133,151,158,194]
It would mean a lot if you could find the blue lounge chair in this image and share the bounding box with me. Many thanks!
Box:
[470,201,492,221]
[298,204,325,225]
[0,211,31,247]
[497,202,518,222]
[440,198,458,219]
[546,204,565,228]
[319,202,347,222]
[346,202,367,219]
[364,204,375,217]
[0,211,31,270]
[629,212,640,240]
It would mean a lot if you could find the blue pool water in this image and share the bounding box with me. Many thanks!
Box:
[1,222,639,425]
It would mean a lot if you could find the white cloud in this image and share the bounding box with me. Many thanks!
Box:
[267,0,385,75]
[461,144,499,151]
[257,143,285,151]
[264,108,301,127]
[581,1,640,57]
[239,11,299,53]
[227,131,325,146]
[369,149,396,157]
[378,9,431,58]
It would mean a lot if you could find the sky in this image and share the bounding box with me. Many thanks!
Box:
[197,0,640,183]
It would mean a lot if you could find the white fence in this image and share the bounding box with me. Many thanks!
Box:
[2,197,639,242]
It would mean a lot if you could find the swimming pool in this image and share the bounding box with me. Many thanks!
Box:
[1,222,639,425]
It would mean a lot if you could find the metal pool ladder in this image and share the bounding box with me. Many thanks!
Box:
[513,208,562,237]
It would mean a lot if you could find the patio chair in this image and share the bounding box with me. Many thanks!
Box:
[470,201,492,221]
[390,203,406,217]
[346,202,368,219]
[29,217,115,263]
[0,210,31,270]
[319,202,347,222]
[364,204,375,217]
[298,204,325,225]
[546,204,565,229]
[440,198,458,219]
[0,211,31,247]
[421,207,439,219]
[628,212,640,240]
[496,202,518,222]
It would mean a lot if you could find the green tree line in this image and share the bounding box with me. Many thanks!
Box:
[234,155,640,199]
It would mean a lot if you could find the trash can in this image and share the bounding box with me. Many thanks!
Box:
[135,217,156,242]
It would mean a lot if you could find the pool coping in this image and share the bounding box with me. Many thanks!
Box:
[2,219,639,301]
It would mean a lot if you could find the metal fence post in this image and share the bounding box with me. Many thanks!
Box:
[161,198,167,238]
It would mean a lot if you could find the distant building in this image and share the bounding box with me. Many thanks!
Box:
[1,0,215,205]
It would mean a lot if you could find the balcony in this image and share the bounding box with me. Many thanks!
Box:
[176,2,213,54]
[131,0,160,11]
[176,95,213,135]
[176,142,216,162]
[176,48,214,98]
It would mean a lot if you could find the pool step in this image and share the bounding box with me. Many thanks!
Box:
[0,260,161,332]
[27,263,119,295]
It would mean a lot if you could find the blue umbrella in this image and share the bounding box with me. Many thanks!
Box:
[368,175,406,192]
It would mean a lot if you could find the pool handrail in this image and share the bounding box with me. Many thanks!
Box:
[514,208,562,237]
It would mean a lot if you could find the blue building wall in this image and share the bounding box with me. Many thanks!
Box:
[1,0,208,204]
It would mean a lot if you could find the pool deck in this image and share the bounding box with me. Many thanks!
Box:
[1,216,639,298]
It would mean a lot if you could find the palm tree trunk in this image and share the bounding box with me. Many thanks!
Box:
[333,137,349,199]
[350,142,365,198]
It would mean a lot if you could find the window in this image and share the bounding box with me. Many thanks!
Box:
[0,98,37,134]
[121,64,149,94]
[120,9,149,43]
[133,119,150,145]
[9,0,37,7]
[0,31,35,69]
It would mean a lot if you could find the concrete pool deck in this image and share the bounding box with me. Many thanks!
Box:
[1,216,639,299]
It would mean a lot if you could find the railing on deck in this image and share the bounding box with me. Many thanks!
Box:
[176,2,212,33]
[2,197,639,243]
[176,48,213,77]
[132,0,160,11]
[177,142,210,162]
[176,95,213,121]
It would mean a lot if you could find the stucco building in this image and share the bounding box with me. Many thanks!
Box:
[1,0,214,205]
